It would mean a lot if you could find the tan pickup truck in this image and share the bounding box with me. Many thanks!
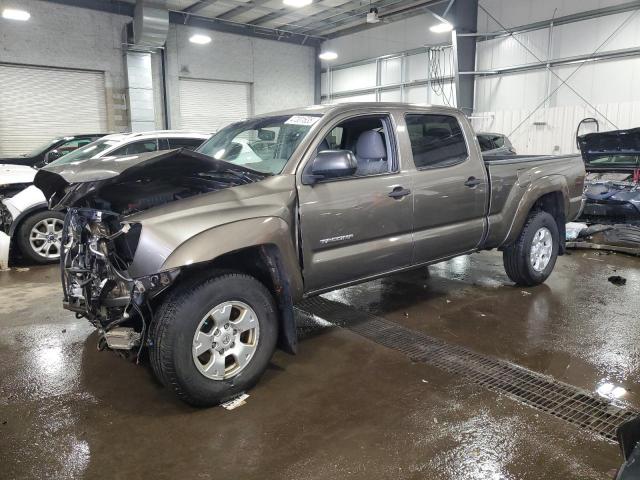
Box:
[35,103,586,406]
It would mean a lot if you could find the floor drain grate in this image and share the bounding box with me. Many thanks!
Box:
[296,297,638,442]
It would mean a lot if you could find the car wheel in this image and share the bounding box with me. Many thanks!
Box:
[16,210,65,264]
[150,272,278,407]
[503,210,559,286]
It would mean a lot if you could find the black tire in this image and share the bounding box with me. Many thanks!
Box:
[16,210,65,264]
[503,210,559,286]
[150,272,278,407]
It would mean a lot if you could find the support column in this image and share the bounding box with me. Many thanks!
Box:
[451,0,478,114]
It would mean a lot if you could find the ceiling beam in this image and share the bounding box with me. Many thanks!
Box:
[314,0,446,36]
[215,0,273,20]
[283,0,442,33]
[249,0,381,28]
[183,1,212,14]
[42,0,323,45]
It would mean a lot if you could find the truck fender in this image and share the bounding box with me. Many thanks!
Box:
[160,217,304,353]
[500,175,569,247]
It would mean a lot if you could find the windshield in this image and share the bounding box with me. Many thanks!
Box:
[49,138,122,166]
[196,114,321,174]
[26,138,62,157]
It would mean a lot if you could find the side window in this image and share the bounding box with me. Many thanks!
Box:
[477,135,495,152]
[168,138,205,150]
[112,139,158,156]
[55,138,90,154]
[492,135,505,148]
[405,114,468,169]
[314,115,395,179]
[323,127,343,150]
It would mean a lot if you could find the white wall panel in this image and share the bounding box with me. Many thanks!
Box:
[472,101,640,156]
[331,63,377,93]
[380,57,402,85]
[474,70,548,111]
[478,0,632,33]
[331,93,377,103]
[552,10,640,58]
[380,89,402,102]
[405,53,429,82]
[476,29,550,70]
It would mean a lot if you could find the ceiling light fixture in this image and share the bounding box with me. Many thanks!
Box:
[189,34,212,45]
[283,0,313,7]
[427,0,455,33]
[318,51,338,61]
[430,21,453,33]
[2,8,30,21]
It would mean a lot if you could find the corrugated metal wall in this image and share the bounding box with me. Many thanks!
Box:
[321,47,456,106]
[473,1,640,155]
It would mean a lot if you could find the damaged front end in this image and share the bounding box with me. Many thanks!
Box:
[35,148,266,357]
[61,208,179,355]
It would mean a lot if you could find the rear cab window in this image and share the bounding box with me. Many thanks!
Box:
[405,114,468,169]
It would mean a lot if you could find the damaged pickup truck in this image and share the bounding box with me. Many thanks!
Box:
[35,103,585,406]
[578,127,640,223]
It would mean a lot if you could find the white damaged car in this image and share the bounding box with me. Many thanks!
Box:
[0,131,210,268]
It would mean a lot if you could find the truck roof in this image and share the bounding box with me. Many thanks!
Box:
[260,102,464,118]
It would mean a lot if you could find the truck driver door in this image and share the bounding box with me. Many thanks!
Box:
[297,113,414,293]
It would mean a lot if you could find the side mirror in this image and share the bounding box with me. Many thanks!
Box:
[258,129,275,141]
[44,150,63,164]
[303,150,357,184]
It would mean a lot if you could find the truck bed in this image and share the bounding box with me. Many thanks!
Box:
[483,153,581,165]
[481,153,585,249]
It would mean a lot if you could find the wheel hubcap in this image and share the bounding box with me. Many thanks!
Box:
[192,301,260,380]
[29,218,64,259]
[530,227,553,272]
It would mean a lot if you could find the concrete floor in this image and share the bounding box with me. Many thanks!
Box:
[1,250,638,479]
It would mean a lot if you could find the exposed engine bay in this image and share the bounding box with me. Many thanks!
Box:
[35,149,268,357]
[61,207,180,357]
[581,173,640,224]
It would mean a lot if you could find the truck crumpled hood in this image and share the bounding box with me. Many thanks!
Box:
[34,148,267,211]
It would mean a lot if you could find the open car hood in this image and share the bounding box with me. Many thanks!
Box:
[578,128,640,172]
[34,148,267,210]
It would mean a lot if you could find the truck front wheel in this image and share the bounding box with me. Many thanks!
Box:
[150,272,278,407]
[502,210,559,286]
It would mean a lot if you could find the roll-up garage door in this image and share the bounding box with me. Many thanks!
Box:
[0,64,108,156]
[178,78,251,133]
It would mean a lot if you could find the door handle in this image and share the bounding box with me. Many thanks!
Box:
[388,186,411,199]
[464,176,482,188]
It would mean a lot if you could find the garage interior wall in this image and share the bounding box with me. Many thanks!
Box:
[164,23,316,131]
[320,13,457,106]
[0,0,130,137]
[472,0,640,155]
[0,0,316,153]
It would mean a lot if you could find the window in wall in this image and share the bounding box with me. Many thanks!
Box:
[405,114,468,169]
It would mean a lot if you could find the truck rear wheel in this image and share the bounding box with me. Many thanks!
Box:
[150,272,278,407]
[502,210,559,286]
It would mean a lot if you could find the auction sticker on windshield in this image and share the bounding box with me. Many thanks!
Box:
[285,115,321,126]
